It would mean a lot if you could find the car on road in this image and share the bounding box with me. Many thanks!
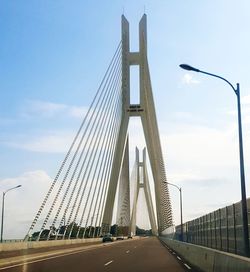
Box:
[102,233,114,243]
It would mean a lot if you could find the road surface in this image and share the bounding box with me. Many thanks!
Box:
[0,237,196,272]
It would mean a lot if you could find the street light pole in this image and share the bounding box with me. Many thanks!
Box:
[180,64,249,257]
[179,187,183,241]
[1,185,22,243]
[166,182,183,241]
[1,194,5,243]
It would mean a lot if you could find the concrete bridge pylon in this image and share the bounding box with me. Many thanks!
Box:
[101,14,173,235]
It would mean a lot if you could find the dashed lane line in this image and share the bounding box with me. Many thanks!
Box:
[1,239,142,270]
[104,260,114,266]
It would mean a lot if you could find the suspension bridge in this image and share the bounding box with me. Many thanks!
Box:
[1,14,250,272]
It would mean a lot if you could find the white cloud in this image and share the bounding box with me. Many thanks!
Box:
[126,115,246,226]
[242,95,250,105]
[0,170,52,239]
[182,73,200,85]
[3,100,96,153]
[69,106,88,118]
[173,111,194,120]
[243,115,250,125]
[226,109,237,116]
[159,119,250,224]
[6,131,75,153]
[22,100,88,119]
[161,124,242,200]
[227,100,250,126]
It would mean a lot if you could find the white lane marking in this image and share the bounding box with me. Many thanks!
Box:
[184,263,191,270]
[0,246,103,270]
[126,250,130,253]
[177,256,181,260]
[104,260,113,266]
[0,250,84,270]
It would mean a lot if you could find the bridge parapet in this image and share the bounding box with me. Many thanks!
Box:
[174,197,250,256]
[0,238,101,253]
[160,237,250,272]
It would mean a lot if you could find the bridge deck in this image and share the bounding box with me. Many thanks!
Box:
[0,237,195,272]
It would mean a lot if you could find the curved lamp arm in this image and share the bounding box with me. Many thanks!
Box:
[166,181,181,192]
[179,64,238,95]
[4,185,22,196]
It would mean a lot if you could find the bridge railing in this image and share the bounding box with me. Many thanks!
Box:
[174,198,250,257]
[1,239,23,243]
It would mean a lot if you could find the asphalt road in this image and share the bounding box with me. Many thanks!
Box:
[0,237,195,272]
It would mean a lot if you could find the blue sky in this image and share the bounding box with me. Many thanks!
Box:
[1,1,250,238]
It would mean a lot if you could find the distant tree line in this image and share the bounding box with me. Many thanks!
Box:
[31,222,101,240]
[31,223,153,240]
[109,224,152,236]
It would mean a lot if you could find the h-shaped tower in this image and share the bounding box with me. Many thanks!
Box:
[130,147,158,236]
[101,14,173,235]
[25,14,173,241]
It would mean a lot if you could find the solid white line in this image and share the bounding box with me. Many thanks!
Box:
[104,260,113,266]
[0,247,97,270]
[177,256,181,260]
[184,263,191,269]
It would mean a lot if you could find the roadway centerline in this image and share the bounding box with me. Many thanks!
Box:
[104,260,113,266]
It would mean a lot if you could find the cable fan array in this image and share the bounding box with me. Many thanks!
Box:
[26,42,123,241]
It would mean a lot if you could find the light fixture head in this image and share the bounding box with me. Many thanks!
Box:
[179,64,200,72]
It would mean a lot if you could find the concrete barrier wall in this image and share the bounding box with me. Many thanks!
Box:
[0,238,101,252]
[160,237,250,272]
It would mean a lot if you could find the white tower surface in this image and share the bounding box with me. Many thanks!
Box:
[101,14,173,235]
[130,147,158,236]
[116,137,130,230]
